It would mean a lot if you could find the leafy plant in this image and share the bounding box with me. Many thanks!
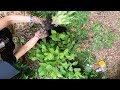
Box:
[28,30,85,79]
[32,11,57,18]
[52,11,77,26]
[14,11,115,79]
[12,61,37,79]
[77,49,96,67]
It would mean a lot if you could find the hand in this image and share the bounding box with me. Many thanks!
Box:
[32,16,45,25]
[35,29,48,39]
[41,15,55,31]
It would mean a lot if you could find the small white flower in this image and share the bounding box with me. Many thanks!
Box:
[87,64,90,66]
[89,65,93,68]
[96,69,99,72]
[99,68,101,71]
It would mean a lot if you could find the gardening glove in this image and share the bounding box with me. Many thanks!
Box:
[35,29,48,39]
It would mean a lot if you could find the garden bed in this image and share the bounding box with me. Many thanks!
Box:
[11,11,120,79]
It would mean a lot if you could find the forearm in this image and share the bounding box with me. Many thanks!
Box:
[0,15,44,30]
[8,15,44,24]
[8,15,31,23]
[14,36,39,60]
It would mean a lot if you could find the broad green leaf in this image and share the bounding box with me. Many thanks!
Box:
[57,72,63,78]
[36,54,44,62]
[38,67,47,76]
[51,34,58,41]
[49,48,54,53]
[58,42,62,46]
[36,48,41,53]
[60,67,66,75]
[60,53,64,59]
[68,72,74,79]
[51,30,57,34]
[51,71,57,79]
[30,57,37,61]
[72,61,78,66]
[36,54,44,59]
[71,41,75,45]
[55,46,59,54]
[44,53,48,56]
[67,54,77,60]
[68,66,73,72]
[48,53,54,60]
[62,62,69,69]
[44,56,48,61]
[59,33,66,39]
[84,66,92,73]
[64,49,69,55]
[46,65,53,70]
[42,44,47,53]
[62,41,67,45]
[74,68,81,73]
[56,55,59,60]
[68,38,71,43]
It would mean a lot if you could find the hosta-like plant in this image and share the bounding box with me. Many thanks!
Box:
[52,11,77,26]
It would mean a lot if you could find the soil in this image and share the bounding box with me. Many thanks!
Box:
[88,11,120,79]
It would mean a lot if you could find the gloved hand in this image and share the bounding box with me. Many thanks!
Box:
[35,29,48,39]
[41,15,55,31]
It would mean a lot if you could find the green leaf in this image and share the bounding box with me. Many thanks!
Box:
[84,66,92,73]
[59,34,66,40]
[55,46,59,54]
[57,72,63,78]
[68,72,74,79]
[62,62,69,69]
[51,71,57,79]
[49,48,54,53]
[67,38,71,43]
[72,61,78,66]
[51,30,57,34]
[56,55,59,60]
[66,54,77,60]
[51,30,60,41]
[74,68,81,73]
[60,53,64,59]
[38,68,46,76]
[51,34,58,41]
[36,49,41,54]
[36,54,44,61]
[68,66,73,72]
[64,49,69,55]
[30,57,37,61]
[62,41,67,45]
[48,53,54,60]
[60,67,66,75]
[46,65,53,70]
[71,41,75,45]
[42,44,47,53]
